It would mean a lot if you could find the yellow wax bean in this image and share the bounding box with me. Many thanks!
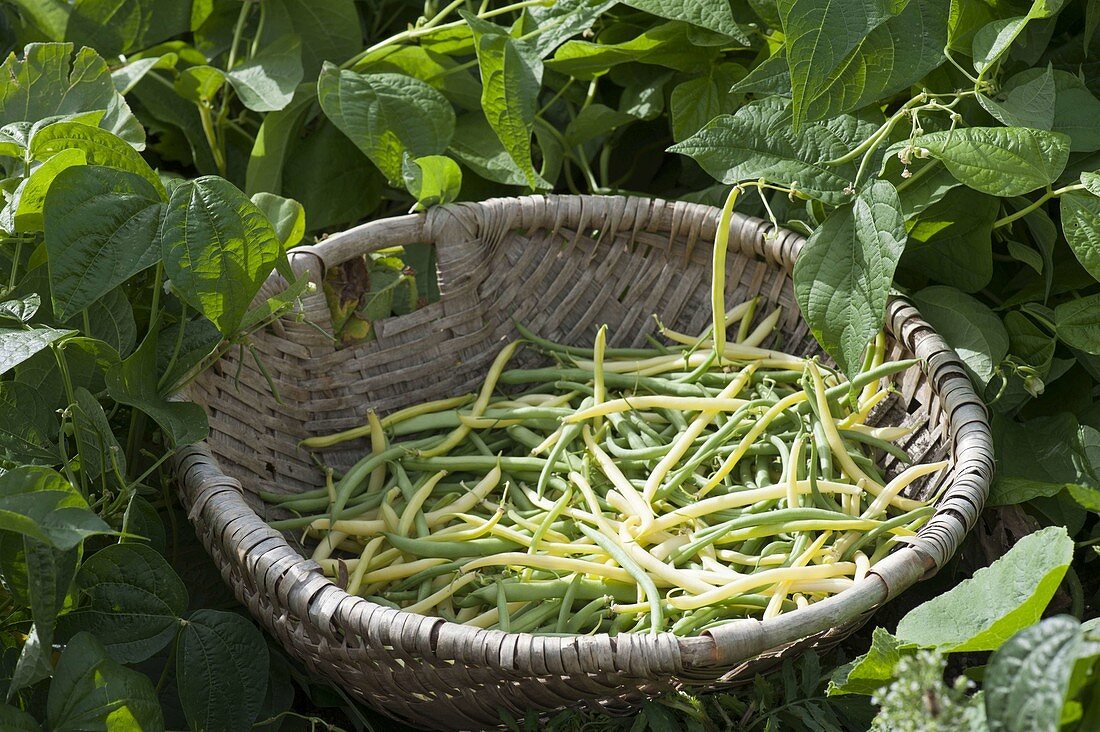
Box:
[397,470,448,536]
[462,553,634,584]
[583,428,652,521]
[764,532,831,619]
[667,563,857,611]
[403,573,478,615]
[346,536,386,596]
[367,410,387,493]
[364,557,450,584]
[565,396,751,423]
[424,465,501,526]
[309,517,387,536]
[740,307,782,348]
[311,530,348,563]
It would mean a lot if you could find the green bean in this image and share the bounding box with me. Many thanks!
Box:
[807,440,841,512]
[514,322,660,359]
[332,445,417,514]
[840,505,935,562]
[496,581,511,632]
[385,533,521,559]
[577,524,663,633]
[671,508,862,564]
[390,561,466,591]
[565,596,610,634]
[500,368,708,397]
[465,577,636,606]
[840,429,913,464]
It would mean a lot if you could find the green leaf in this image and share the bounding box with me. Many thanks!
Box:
[0,467,114,550]
[317,66,455,184]
[250,192,305,248]
[106,330,208,446]
[908,127,1070,196]
[1083,171,1100,197]
[526,0,619,58]
[987,477,1068,506]
[780,0,947,125]
[901,188,999,293]
[984,616,1088,732]
[465,14,545,190]
[794,180,906,376]
[29,121,163,197]
[912,286,1009,385]
[972,16,1030,72]
[669,65,745,142]
[0,381,57,461]
[566,103,636,146]
[895,526,1073,652]
[892,159,960,219]
[1055,293,1100,354]
[977,67,1056,130]
[9,539,78,695]
[1067,482,1100,511]
[174,65,226,104]
[1061,191,1100,283]
[46,632,163,731]
[621,0,744,41]
[227,34,304,113]
[279,0,362,77]
[160,176,282,335]
[71,387,124,483]
[449,112,528,186]
[402,155,462,209]
[177,610,269,732]
[111,54,177,95]
[547,22,715,79]
[43,165,164,319]
[0,294,40,324]
[63,288,137,358]
[60,543,187,664]
[352,44,483,111]
[827,627,904,696]
[0,327,74,376]
[66,0,190,57]
[244,83,315,196]
[0,703,40,731]
[12,147,87,231]
[669,96,874,205]
[154,316,221,392]
[998,68,1100,153]
[0,44,124,128]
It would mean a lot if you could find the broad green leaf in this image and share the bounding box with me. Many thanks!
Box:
[111,54,177,95]
[10,539,78,695]
[279,0,362,77]
[782,0,947,125]
[909,127,1070,196]
[1083,171,1100,197]
[0,44,120,127]
[895,526,1073,652]
[160,176,282,335]
[62,288,137,358]
[15,337,121,411]
[0,704,39,731]
[281,118,384,231]
[527,0,619,58]
[731,51,791,96]
[901,188,998,292]
[622,0,745,41]
[0,467,114,550]
[669,65,745,142]
[449,112,528,186]
[547,22,715,79]
[129,73,219,175]
[154,316,221,393]
[352,45,483,111]
[978,67,1056,130]
[402,155,462,210]
[1006,239,1044,274]
[43,165,164,319]
[999,68,1100,152]
[250,192,305,248]
[46,632,163,732]
[60,543,187,664]
[1055,293,1100,354]
[794,179,906,376]
[984,616,1088,732]
[1005,310,1054,376]
[71,387,124,483]
[28,121,158,187]
[178,610,269,732]
[1067,483,1100,511]
[174,65,225,104]
[227,34,304,113]
[913,286,1008,384]
[971,0,1065,72]
[245,83,315,196]
[827,627,904,696]
[6,0,68,40]
[1061,192,1100,282]
[0,381,56,462]
[987,477,1067,506]
[669,96,874,205]
[465,14,545,190]
[0,327,74,375]
[565,103,636,146]
[66,0,190,56]
[891,159,960,219]
[0,294,39,324]
[777,0,901,129]
[106,330,209,446]
[12,147,88,231]
[317,66,455,184]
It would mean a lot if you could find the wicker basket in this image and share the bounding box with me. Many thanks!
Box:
[173,195,992,730]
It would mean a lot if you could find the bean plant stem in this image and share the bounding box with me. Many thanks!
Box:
[993,183,1086,229]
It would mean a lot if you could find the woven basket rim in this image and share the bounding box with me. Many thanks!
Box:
[175,193,993,680]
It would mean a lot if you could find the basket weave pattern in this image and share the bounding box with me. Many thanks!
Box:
[173,195,992,730]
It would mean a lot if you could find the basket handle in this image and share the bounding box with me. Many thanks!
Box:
[282,213,427,287]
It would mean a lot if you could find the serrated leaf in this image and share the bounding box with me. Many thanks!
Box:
[43,165,164,319]
[895,526,1073,652]
[1061,192,1100,282]
[318,66,455,183]
[178,610,269,732]
[669,96,875,205]
[794,179,906,376]
[227,33,304,113]
[0,327,74,376]
[60,543,187,664]
[30,121,165,198]
[984,616,1088,732]
[913,286,1008,384]
[46,632,163,731]
[1055,293,1100,354]
[160,176,282,335]
[465,14,545,190]
[909,127,1070,196]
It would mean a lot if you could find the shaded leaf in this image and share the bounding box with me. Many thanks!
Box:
[913,286,1008,384]
[227,34,304,113]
